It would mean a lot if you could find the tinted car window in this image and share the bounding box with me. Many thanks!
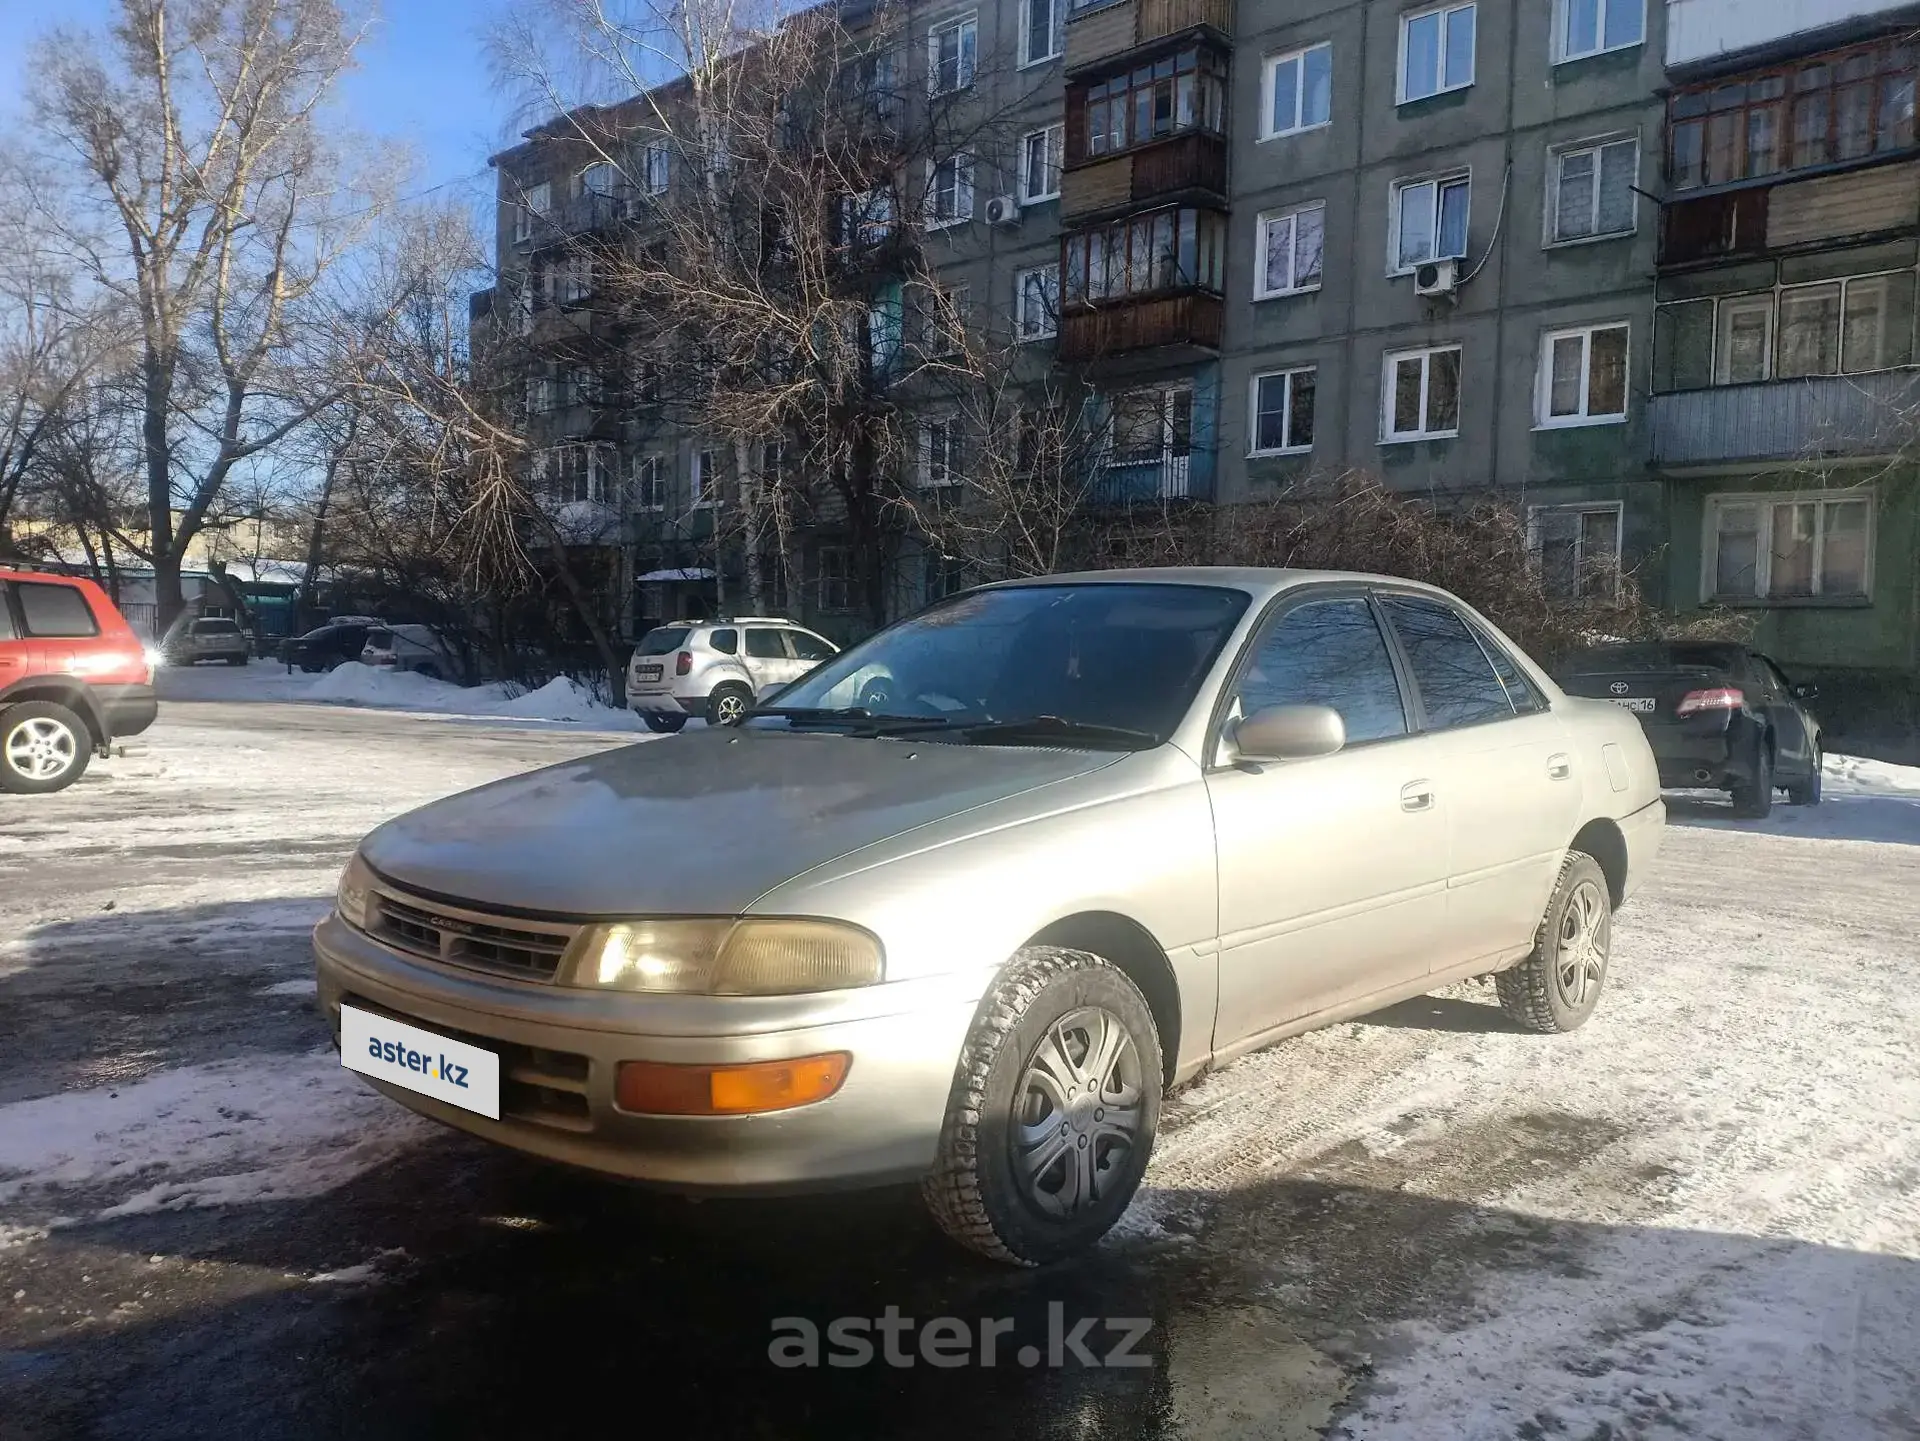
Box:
[193,619,241,635]
[636,627,690,656]
[1382,597,1515,730]
[363,628,394,650]
[1469,622,1546,715]
[788,631,835,662]
[16,581,100,638]
[1233,598,1408,744]
[744,629,786,659]
[709,628,739,655]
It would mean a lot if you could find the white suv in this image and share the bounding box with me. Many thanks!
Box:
[626,618,839,731]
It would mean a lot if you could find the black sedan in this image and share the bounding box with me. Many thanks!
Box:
[283,618,381,673]
[1555,641,1822,819]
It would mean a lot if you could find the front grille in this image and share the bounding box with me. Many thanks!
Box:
[370,890,575,982]
[341,994,592,1132]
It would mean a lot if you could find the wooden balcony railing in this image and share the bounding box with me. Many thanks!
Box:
[1064,0,1233,73]
[1057,292,1223,361]
[1061,131,1227,220]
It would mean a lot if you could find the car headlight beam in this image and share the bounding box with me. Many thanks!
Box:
[568,918,883,995]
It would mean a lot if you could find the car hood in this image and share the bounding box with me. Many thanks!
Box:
[358,727,1124,917]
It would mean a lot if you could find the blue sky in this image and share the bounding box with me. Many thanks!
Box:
[0,0,516,199]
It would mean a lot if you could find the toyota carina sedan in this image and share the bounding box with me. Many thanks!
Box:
[314,569,1664,1265]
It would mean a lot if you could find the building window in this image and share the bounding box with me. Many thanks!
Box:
[1015,264,1060,340]
[922,284,969,356]
[642,140,670,196]
[1383,345,1462,441]
[842,186,896,248]
[1249,367,1316,454]
[925,153,974,228]
[1666,39,1915,192]
[1021,124,1063,204]
[818,546,853,612]
[1550,137,1637,243]
[927,552,970,601]
[928,15,977,95]
[1538,323,1629,426]
[577,161,617,199]
[867,282,903,375]
[1062,207,1227,304]
[1262,44,1333,139]
[1254,202,1325,299]
[1021,0,1063,66]
[632,454,667,512]
[1705,492,1872,602]
[1531,504,1622,599]
[1391,173,1470,272]
[514,180,551,242]
[534,444,612,504]
[1399,4,1475,104]
[1652,273,1918,391]
[920,417,963,487]
[692,448,718,508]
[1555,0,1643,64]
[1076,48,1227,160]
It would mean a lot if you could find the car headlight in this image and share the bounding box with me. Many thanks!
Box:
[143,646,166,670]
[336,854,375,930]
[567,919,884,995]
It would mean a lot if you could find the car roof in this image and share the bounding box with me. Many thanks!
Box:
[973,566,1460,603]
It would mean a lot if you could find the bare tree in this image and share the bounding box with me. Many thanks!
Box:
[26,0,380,629]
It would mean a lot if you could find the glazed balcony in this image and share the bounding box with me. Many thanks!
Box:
[1065,0,1233,76]
[1649,370,1920,465]
[1058,291,1223,362]
[1061,130,1227,223]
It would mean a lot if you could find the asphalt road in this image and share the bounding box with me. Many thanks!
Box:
[2,698,1917,1440]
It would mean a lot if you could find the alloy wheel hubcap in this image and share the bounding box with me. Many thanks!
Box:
[716,694,746,723]
[1011,1006,1143,1219]
[5,718,77,781]
[1556,879,1608,1008]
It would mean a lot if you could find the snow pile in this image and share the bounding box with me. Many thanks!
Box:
[492,675,617,723]
[0,1049,430,1220]
[310,661,462,709]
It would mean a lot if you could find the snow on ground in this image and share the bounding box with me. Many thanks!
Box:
[1665,751,1920,845]
[157,658,651,730]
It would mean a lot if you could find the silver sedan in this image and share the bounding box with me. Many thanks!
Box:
[313,569,1663,1264]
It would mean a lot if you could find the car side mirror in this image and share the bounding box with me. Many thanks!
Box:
[1232,703,1346,762]
[1790,682,1818,701]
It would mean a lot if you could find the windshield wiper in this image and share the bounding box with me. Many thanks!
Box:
[755,706,955,735]
[937,715,1159,749]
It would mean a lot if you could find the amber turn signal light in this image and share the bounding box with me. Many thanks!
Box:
[615,1054,851,1116]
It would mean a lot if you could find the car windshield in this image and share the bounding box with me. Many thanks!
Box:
[636,627,691,656]
[1563,643,1742,673]
[763,583,1251,744]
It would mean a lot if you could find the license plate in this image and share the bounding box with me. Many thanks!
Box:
[340,1004,501,1119]
[636,664,662,681]
[1609,697,1657,713]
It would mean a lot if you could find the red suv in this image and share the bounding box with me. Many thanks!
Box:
[0,569,157,794]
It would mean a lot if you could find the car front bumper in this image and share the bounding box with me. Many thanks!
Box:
[312,913,978,1193]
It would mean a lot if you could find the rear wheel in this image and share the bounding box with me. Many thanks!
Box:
[1495,852,1612,1034]
[1787,743,1823,806]
[922,947,1162,1266]
[226,654,247,667]
[0,702,92,795]
[1731,739,1775,819]
[642,713,687,734]
[707,683,753,727]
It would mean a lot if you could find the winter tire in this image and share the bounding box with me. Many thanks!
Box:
[922,946,1162,1266]
[226,655,247,667]
[1787,744,1823,807]
[707,683,752,727]
[1496,852,1612,1034]
[0,701,92,795]
[642,713,687,733]
[1731,740,1774,819]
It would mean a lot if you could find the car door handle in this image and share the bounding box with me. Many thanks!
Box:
[1400,780,1435,812]
[1547,753,1572,780]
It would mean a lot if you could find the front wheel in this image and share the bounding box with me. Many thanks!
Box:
[922,947,1162,1266]
[1495,852,1612,1034]
[1787,744,1823,806]
[642,713,687,733]
[0,701,93,795]
[1731,740,1775,819]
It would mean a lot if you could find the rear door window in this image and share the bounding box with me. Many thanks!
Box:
[744,629,786,659]
[1380,597,1515,730]
[708,628,739,655]
[16,581,100,638]
[788,630,836,661]
[1231,597,1410,745]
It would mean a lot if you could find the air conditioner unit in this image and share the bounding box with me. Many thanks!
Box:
[984,195,1022,227]
[1413,258,1459,297]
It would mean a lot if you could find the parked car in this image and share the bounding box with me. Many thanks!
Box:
[316,569,1664,1264]
[165,616,250,666]
[285,617,383,673]
[625,617,839,730]
[361,623,460,682]
[0,568,157,794]
[1554,640,1822,819]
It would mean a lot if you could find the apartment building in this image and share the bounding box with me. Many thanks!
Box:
[1648,0,1920,732]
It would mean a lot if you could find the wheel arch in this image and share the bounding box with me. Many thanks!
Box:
[1024,911,1182,1086]
[1569,817,1628,908]
[0,679,106,747]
